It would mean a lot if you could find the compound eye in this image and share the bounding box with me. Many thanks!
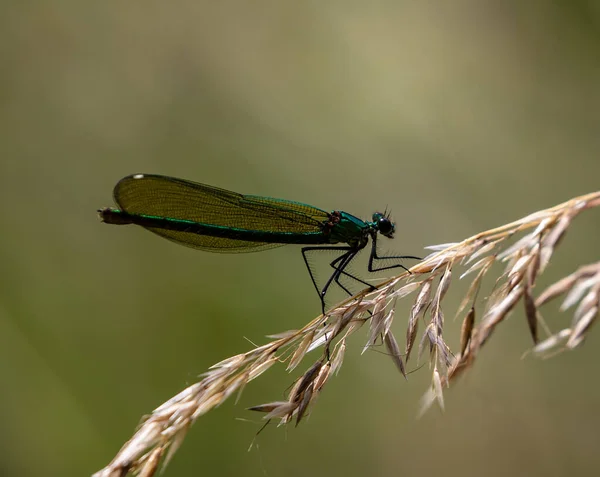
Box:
[378,217,394,237]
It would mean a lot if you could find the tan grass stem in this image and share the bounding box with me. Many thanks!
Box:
[93,191,600,477]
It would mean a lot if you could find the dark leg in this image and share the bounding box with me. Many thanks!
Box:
[302,246,357,315]
[325,250,361,298]
[333,274,355,298]
[330,253,377,291]
[302,239,420,314]
[302,246,383,311]
[301,246,359,361]
[367,234,421,273]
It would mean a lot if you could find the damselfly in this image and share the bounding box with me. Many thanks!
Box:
[98,174,419,314]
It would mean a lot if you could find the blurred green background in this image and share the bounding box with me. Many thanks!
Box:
[1,1,600,476]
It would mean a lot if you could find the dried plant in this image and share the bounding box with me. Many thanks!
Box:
[93,191,600,477]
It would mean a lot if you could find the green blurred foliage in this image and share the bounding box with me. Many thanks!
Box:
[1,1,599,476]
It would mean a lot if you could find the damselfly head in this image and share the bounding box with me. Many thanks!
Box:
[372,212,395,238]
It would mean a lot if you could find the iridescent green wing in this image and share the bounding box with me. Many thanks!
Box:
[112,174,330,253]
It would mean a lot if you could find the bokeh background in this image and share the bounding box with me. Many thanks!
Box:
[1,2,599,476]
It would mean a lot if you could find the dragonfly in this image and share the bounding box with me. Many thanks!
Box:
[98,174,420,314]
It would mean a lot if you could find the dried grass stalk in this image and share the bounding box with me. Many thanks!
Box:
[93,191,600,477]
